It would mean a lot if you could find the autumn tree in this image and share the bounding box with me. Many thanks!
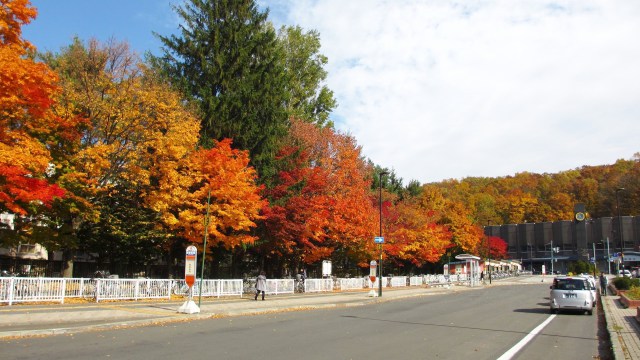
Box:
[413,185,483,261]
[0,0,67,219]
[384,198,451,269]
[261,119,376,274]
[150,139,265,249]
[486,236,508,260]
[43,38,203,275]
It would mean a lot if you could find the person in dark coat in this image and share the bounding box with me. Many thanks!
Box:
[599,272,608,296]
[255,271,267,301]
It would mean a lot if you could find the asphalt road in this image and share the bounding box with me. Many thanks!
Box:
[0,283,600,360]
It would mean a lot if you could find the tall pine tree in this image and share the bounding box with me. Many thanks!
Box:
[154,0,290,180]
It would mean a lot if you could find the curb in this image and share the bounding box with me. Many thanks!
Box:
[602,294,626,360]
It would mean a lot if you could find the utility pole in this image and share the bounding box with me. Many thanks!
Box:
[551,240,554,275]
[592,242,596,277]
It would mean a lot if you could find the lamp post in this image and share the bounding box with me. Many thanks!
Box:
[606,237,611,275]
[378,170,388,297]
[592,242,597,278]
[545,240,555,275]
[615,188,625,274]
[527,244,533,273]
[487,220,492,284]
[597,239,611,275]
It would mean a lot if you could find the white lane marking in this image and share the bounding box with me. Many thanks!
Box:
[497,314,556,360]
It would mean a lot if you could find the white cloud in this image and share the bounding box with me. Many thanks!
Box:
[267,0,640,183]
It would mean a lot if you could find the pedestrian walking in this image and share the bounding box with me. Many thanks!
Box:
[255,271,267,301]
[599,272,608,296]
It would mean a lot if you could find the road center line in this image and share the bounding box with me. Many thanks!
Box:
[497,314,556,360]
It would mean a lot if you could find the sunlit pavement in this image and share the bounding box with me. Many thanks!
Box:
[1,274,638,360]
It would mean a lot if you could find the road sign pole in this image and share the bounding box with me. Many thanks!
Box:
[368,260,377,297]
[178,246,200,314]
[374,237,384,297]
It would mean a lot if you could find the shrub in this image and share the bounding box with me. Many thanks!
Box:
[612,276,640,290]
[626,286,640,300]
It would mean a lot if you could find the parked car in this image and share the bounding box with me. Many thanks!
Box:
[549,276,594,315]
[619,269,631,277]
[580,274,598,305]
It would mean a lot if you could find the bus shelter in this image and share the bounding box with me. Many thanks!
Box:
[455,254,481,287]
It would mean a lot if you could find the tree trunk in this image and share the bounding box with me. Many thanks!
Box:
[62,249,74,278]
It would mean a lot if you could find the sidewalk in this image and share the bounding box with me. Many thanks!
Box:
[602,293,640,360]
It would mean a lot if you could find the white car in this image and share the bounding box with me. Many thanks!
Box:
[549,276,594,315]
[581,274,598,305]
[619,269,631,277]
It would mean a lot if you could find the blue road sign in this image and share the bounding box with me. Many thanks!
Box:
[374,236,384,244]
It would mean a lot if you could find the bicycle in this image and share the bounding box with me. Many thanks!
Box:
[172,281,190,296]
[81,271,108,301]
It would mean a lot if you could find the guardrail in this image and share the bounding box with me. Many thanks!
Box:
[1,272,504,305]
[304,279,333,293]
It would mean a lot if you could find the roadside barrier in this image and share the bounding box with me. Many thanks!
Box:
[304,279,333,293]
[1,272,503,305]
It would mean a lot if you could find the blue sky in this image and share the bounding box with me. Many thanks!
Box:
[23,0,640,184]
[23,0,177,56]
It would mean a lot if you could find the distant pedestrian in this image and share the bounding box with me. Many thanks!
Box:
[480,271,485,284]
[255,271,267,301]
[599,273,608,296]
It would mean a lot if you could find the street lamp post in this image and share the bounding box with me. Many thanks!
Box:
[378,171,388,297]
[598,238,611,274]
[551,240,554,275]
[606,237,611,275]
[615,188,625,275]
[592,242,597,277]
[545,240,555,275]
[487,220,492,284]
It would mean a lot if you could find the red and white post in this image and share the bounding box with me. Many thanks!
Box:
[368,260,378,297]
[178,245,200,314]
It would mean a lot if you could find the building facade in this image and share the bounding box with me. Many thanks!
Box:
[485,216,640,274]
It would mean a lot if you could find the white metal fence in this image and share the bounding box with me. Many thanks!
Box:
[0,277,243,305]
[340,277,366,291]
[390,276,407,287]
[304,279,333,293]
[173,279,244,298]
[94,279,172,302]
[1,272,486,305]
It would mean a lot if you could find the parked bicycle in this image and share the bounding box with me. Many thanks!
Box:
[81,271,110,300]
[172,280,190,296]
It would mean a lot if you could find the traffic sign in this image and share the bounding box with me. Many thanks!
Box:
[374,236,384,244]
[369,260,377,283]
[185,245,197,288]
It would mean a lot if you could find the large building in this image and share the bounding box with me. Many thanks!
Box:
[485,216,640,274]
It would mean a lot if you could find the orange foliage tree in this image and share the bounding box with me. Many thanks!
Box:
[384,198,452,268]
[42,38,214,272]
[262,119,376,270]
[151,139,266,250]
[413,184,484,259]
[0,0,67,215]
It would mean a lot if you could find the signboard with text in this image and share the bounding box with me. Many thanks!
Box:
[185,245,197,288]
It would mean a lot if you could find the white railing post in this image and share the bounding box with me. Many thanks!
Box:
[134,279,140,301]
[96,279,102,303]
[61,279,66,304]
[8,277,15,306]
